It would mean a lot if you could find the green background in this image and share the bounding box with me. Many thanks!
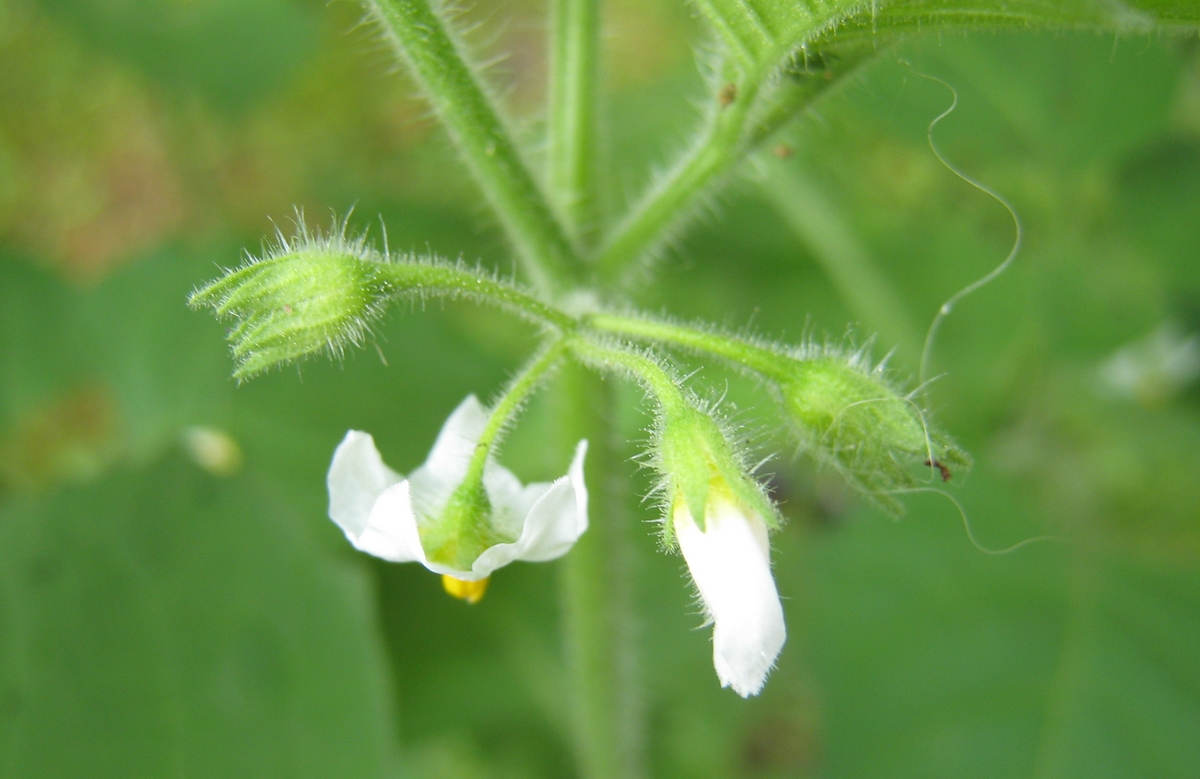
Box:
[2,0,1198,776]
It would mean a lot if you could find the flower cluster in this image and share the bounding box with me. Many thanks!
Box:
[327,396,588,599]
[193,224,966,698]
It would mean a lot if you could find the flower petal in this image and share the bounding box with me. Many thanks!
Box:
[353,480,425,563]
[327,432,425,563]
[327,430,402,538]
[327,399,589,583]
[508,439,589,562]
[408,395,488,518]
[674,498,786,697]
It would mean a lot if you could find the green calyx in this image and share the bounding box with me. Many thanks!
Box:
[656,406,779,540]
[418,477,514,571]
[190,234,393,380]
[779,356,970,513]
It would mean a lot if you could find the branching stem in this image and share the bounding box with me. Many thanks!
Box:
[366,0,578,292]
[593,68,765,282]
[568,336,693,416]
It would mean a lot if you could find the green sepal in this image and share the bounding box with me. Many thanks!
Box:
[189,235,395,380]
[780,355,971,514]
[418,476,513,571]
[657,405,782,536]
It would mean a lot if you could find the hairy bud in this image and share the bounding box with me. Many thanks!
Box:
[779,353,969,513]
[189,224,393,379]
[656,405,780,538]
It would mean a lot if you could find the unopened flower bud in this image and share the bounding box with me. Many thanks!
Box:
[779,354,969,512]
[189,226,393,379]
[654,405,785,696]
[656,406,779,533]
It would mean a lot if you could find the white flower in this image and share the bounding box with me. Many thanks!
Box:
[674,494,786,697]
[327,395,588,584]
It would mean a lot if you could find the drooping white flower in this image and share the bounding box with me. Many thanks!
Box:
[327,395,588,591]
[674,493,786,698]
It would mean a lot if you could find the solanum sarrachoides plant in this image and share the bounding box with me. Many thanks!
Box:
[190,1,1200,777]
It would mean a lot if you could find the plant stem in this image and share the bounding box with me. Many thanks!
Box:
[594,68,763,282]
[549,0,602,247]
[463,340,569,483]
[690,0,775,67]
[373,261,578,330]
[366,0,578,293]
[555,364,645,779]
[587,313,789,380]
[569,336,692,413]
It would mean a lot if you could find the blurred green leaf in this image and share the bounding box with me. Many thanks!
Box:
[792,490,1200,779]
[37,0,320,111]
[0,453,399,777]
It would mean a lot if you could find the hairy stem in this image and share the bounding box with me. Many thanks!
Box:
[591,30,882,286]
[365,0,578,292]
[549,0,602,246]
[586,313,789,380]
[690,0,776,67]
[594,67,764,283]
[569,336,694,414]
[373,261,578,330]
[556,364,645,779]
[463,340,569,483]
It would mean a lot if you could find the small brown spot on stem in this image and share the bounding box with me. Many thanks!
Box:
[718,82,737,107]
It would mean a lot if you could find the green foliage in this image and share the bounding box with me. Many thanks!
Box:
[4,0,1200,777]
[0,455,399,777]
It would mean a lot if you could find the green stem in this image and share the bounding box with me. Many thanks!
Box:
[425,340,570,568]
[555,364,645,779]
[594,65,764,283]
[691,0,775,66]
[463,339,570,484]
[365,0,578,292]
[569,336,692,414]
[586,313,790,381]
[549,0,602,246]
[374,261,578,330]
[591,32,883,285]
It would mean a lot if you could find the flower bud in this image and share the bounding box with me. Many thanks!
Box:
[654,405,786,696]
[190,228,393,379]
[778,354,969,512]
[656,405,779,534]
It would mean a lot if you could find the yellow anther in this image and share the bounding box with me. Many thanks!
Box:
[442,574,489,604]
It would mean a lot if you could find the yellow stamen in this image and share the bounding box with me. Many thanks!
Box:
[442,574,489,604]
